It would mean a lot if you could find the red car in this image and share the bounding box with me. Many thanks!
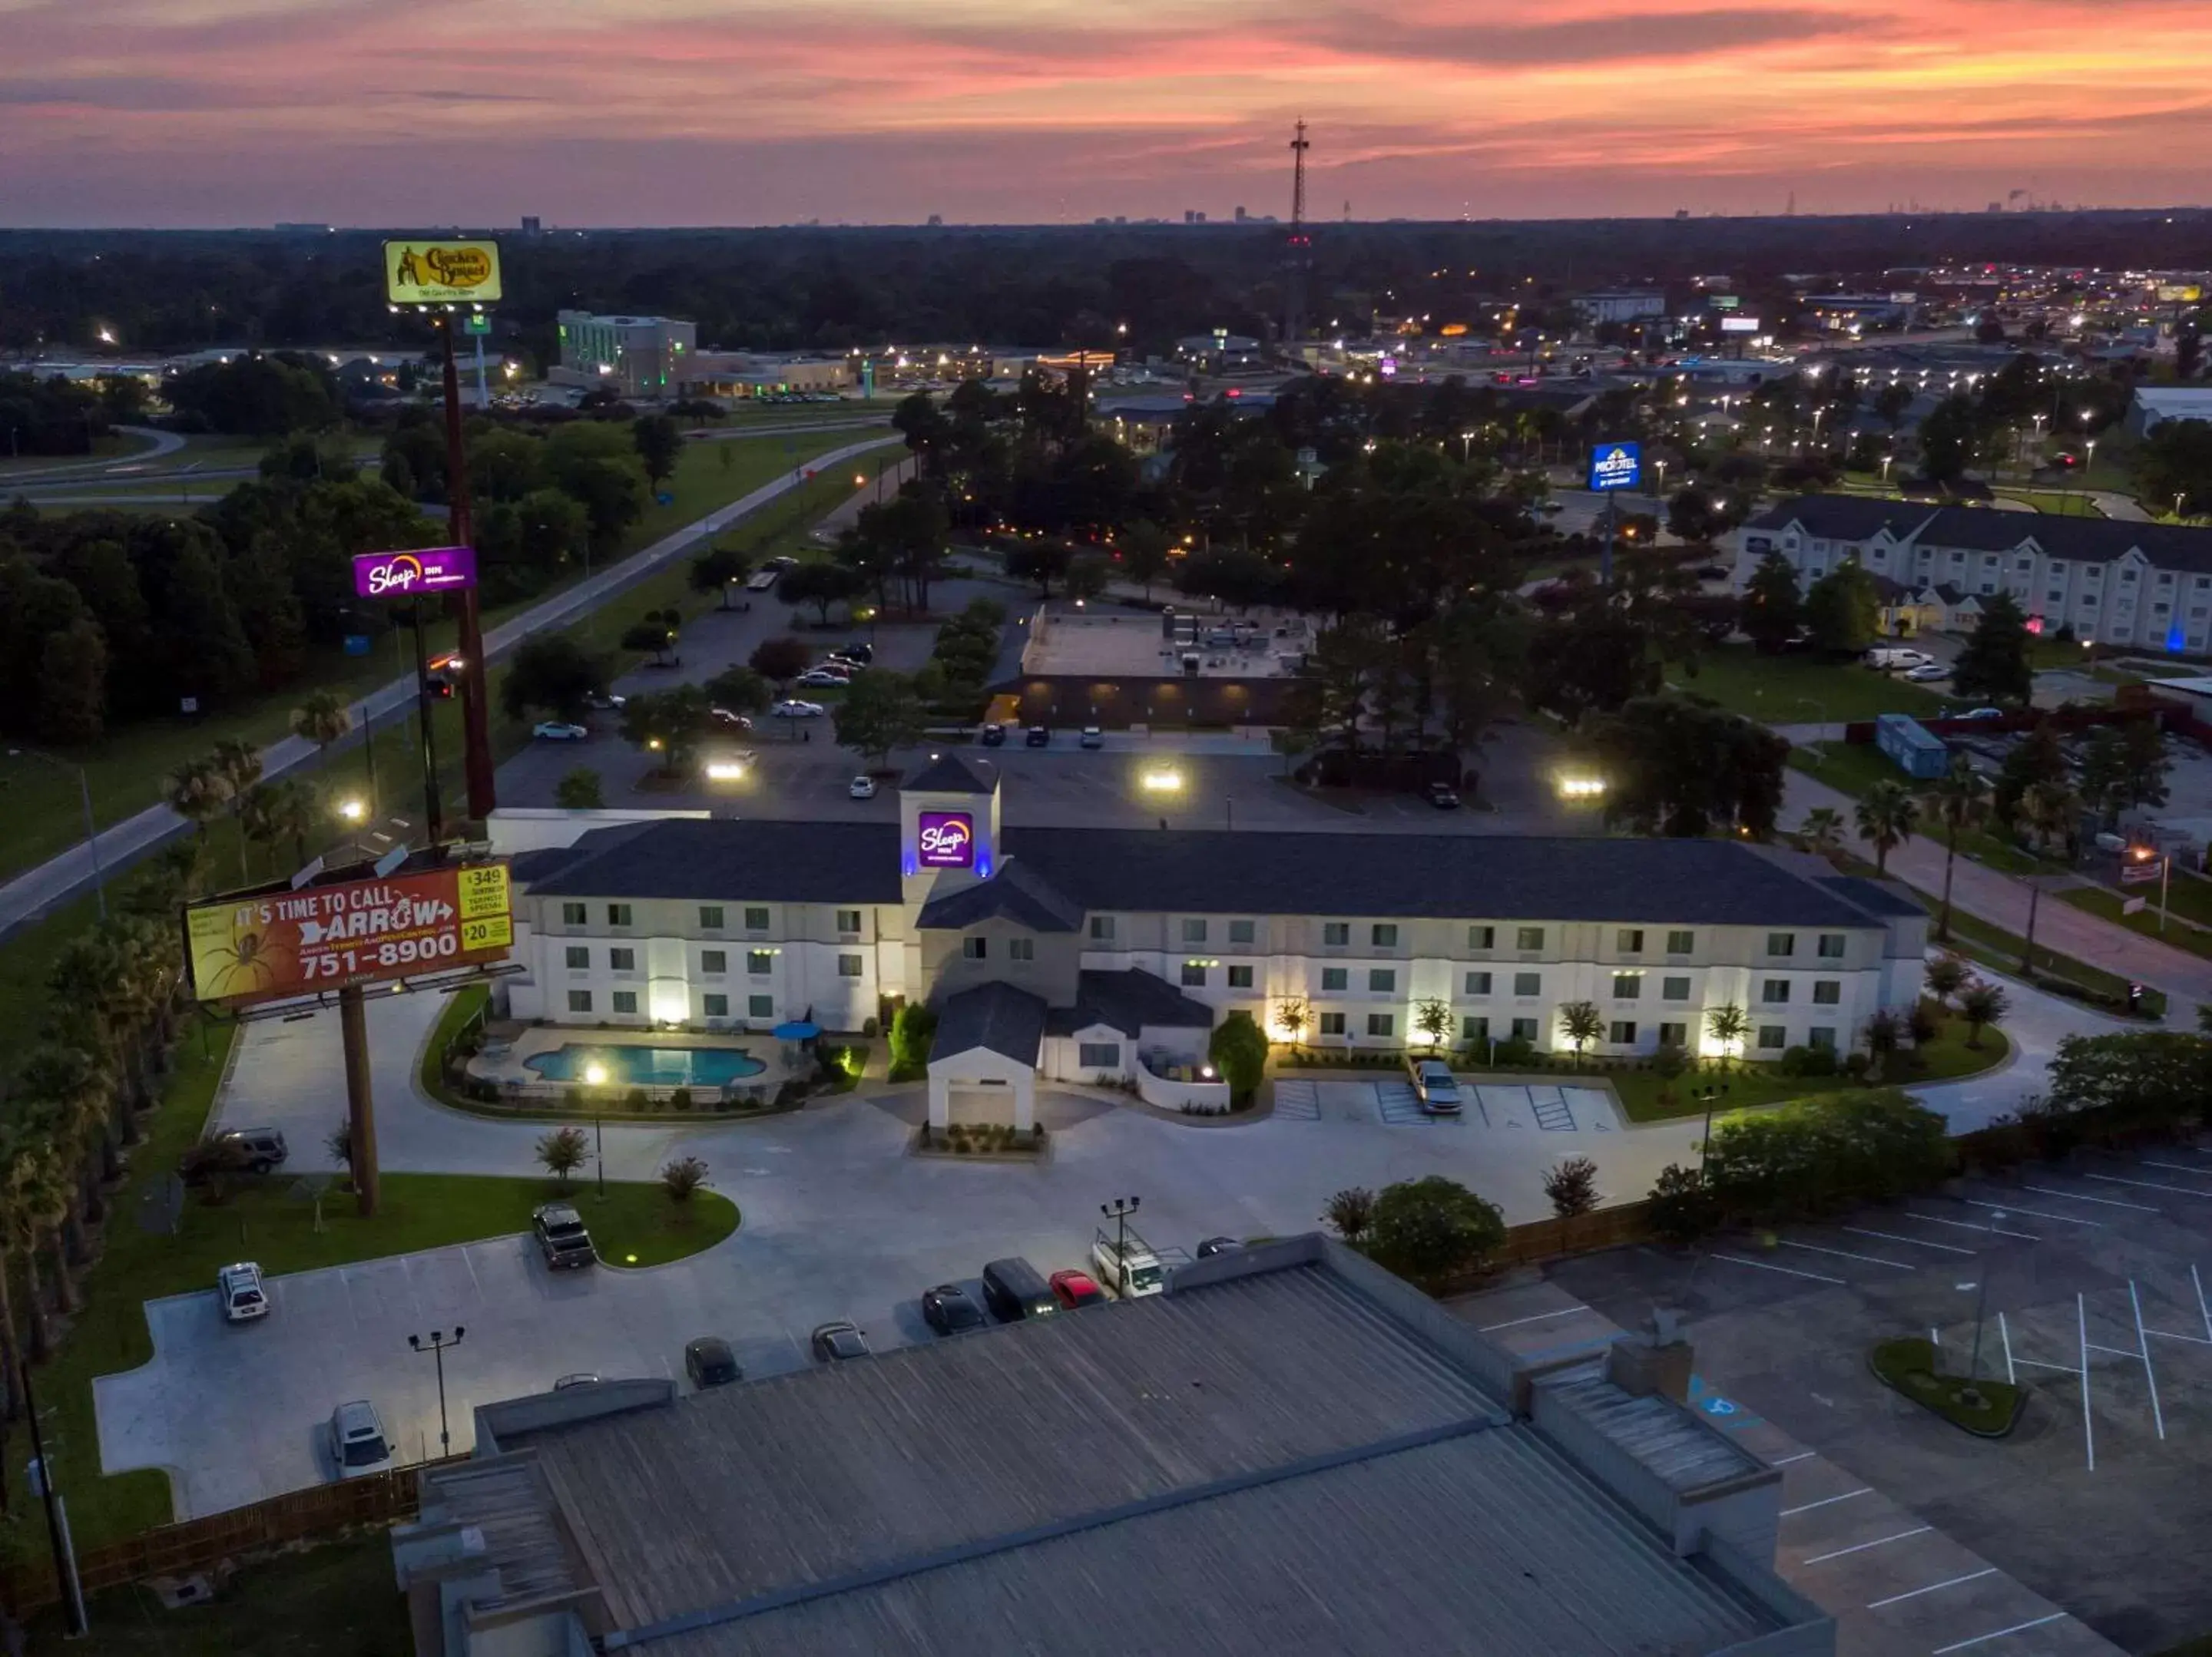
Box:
[1049,1269,1106,1311]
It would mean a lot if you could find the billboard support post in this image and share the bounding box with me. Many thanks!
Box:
[339,982,379,1218]
[411,597,444,845]
[438,319,497,825]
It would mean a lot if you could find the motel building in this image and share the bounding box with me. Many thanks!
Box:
[500,756,1928,1131]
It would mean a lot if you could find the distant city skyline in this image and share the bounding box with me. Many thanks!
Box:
[5,0,2212,227]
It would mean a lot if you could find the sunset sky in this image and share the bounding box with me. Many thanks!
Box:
[6,0,2212,226]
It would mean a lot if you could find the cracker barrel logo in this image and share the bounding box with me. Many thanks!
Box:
[384,239,503,305]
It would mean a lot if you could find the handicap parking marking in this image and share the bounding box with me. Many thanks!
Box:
[1373,1080,1430,1126]
[1688,1373,1765,1430]
[1528,1086,1577,1130]
[1272,1079,1320,1121]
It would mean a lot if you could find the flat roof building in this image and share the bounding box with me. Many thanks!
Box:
[394,1236,1833,1656]
[2131,386,2212,436]
[552,310,698,399]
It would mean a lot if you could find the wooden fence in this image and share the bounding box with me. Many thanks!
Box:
[1495,1201,1652,1268]
[2,1456,459,1619]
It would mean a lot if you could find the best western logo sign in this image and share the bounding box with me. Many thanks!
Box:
[352,546,477,598]
[916,811,974,868]
[1588,442,1641,492]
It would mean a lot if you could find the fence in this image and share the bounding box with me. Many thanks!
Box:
[2,1456,459,1619]
[1492,1201,1653,1268]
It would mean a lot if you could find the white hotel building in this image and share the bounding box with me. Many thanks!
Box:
[501,756,1927,1129]
[1737,495,2212,652]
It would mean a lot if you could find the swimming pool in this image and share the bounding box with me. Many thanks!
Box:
[524,1043,767,1089]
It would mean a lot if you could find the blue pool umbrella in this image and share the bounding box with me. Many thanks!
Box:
[772,1020,820,1040]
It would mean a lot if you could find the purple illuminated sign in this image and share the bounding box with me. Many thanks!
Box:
[916,811,975,869]
[353,545,477,598]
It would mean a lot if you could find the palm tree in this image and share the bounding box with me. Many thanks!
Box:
[163,756,231,842]
[8,1143,73,1357]
[1923,757,1990,943]
[1800,807,1846,863]
[1704,1002,1750,1069]
[240,778,317,878]
[2022,780,2081,858]
[290,689,353,760]
[1855,780,1919,875]
[1558,1000,1604,1057]
[210,738,266,885]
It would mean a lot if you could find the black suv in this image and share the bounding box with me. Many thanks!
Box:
[531,1203,596,1269]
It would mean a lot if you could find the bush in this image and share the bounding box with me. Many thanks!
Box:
[1645,1163,1720,1246]
[1651,1043,1688,1081]
[671,1086,694,1112]
[624,1086,649,1113]
[1207,1010,1269,1104]
[1704,1088,1952,1225]
[889,1002,938,1077]
[1777,1044,1838,1079]
[661,1154,709,1202]
[1489,1035,1536,1068]
[1908,1003,1943,1046]
[1366,1176,1505,1285]
[1543,1156,1601,1219]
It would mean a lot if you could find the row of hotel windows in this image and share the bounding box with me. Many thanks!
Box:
[1329,1013,1841,1049]
[1092,918,1850,957]
[565,946,866,977]
[1150,961,1849,1001]
[566,991,777,1017]
[560,903,866,934]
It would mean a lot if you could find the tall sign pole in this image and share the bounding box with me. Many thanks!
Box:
[1587,440,1643,587]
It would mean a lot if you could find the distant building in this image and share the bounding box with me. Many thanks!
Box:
[1173,332,1264,372]
[1804,294,1919,332]
[1233,205,1248,222]
[2131,386,2212,436]
[1183,209,1207,224]
[520,216,541,236]
[273,223,332,234]
[685,351,852,399]
[551,310,697,398]
[1575,292,1667,326]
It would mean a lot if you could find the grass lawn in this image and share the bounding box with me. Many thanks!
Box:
[1996,489,2104,517]
[1786,739,1906,799]
[1870,1338,2022,1435]
[1665,645,1948,724]
[0,432,157,478]
[4,1014,737,1556]
[28,1533,410,1654]
[2058,885,2212,960]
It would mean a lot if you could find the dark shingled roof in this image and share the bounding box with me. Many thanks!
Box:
[1817,875,1929,921]
[515,820,903,904]
[916,858,1083,932]
[931,981,1048,1064]
[902,752,1001,795]
[1045,969,1215,1037]
[1749,494,2212,575]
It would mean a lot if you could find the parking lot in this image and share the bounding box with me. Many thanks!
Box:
[1273,1077,1615,1133]
[1548,1140,2212,1652]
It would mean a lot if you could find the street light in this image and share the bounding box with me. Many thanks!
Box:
[407,1328,466,1459]
[1101,1196,1140,1258]
[338,798,366,825]
[583,1061,608,1194]
[8,748,104,921]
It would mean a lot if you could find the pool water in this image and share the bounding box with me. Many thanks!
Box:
[525,1043,768,1089]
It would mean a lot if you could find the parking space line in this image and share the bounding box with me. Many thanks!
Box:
[1780,1488,1871,1517]
[2080,1294,2096,1473]
[2144,1327,2212,1346]
[2080,1171,2212,1199]
[2019,1182,2157,1212]
[2140,1159,2212,1176]
[1712,1253,1847,1285]
[1999,1312,2015,1384]
[1909,1211,2040,1242]
[1770,1450,1816,1464]
[1477,1307,1595,1333]
[2199,1263,2211,1343]
[2131,1282,2167,1441]
[1866,1566,1998,1609]
[1965,1199,2100,1227]
[1931,1612,2068,1652]
[1803,1525,1932,1564]
[1778,1240,1916,1270]
[1843,1225,1973,1255]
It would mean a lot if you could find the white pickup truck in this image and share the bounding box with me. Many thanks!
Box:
[1091,1228,1166,1298]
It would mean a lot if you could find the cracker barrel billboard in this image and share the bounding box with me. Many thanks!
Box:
[384,239,502,306]
[185,863,513,1007]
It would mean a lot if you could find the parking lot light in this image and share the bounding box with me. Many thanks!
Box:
[338,798,366,824]
[1140,767,1183,793]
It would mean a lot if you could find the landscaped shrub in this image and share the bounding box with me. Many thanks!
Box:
[1207,1011,1269,1105]
[889,1003,938,1078]
[1491,1035,1536,1067]
[671,1087,694,1112]
[1704,1088,1952,1225]
[623,1086,649,1113]
[1366,1176,1505,1286]
[1645,1163,1720,1246]
[1777,1044,1838,1080]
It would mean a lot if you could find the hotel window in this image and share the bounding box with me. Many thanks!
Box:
[1008,938,1033,961]
[1368,969,1396,994]
[608,948,635,972]
[567,991,592,1014]
[1766,932,1795,957]
[1809,1027,1838,1050]
[962,938,987,961]
[1078,1042,1121,1070]
[1182,918,1207,944]
[1465,971,1492,995]
[1762,980,1791,1005]
[744,907,770,931]
[1462,1015,1489,1043]
[611,991,637,1015]
[1658,1021,1687,1048]
[1366,1014,1395,1038]
[1818,933,1846,959]
[1089,915,1115,941]
[607,904,633,928]
[1510,1017,1538,1042]
[1666,930,1694,954]
[701,950,726,975]
[749,994,773,1018]
[1323,923,1350,946]
[747,951,773,974]
[1513,971,1541,997]
[1757,1024,1787,1050]
[1516,927,1545,951]
[1229,919,1256,946]
[1318,1012,1346,1037]
[838,954,864,977]
[565,946,589,970]
[1322,967,1348,991]
[703,994,729,1018]
[1609,1020,1637,1045]
[1469,925,1495,950]
[561,903,587,927]
[1612,974,1641,1000]
[1227,965,1254,989]
[2121,568,2138,583]
[836,909,863,935]
[699,905,725,930]
[1661,976,1691,1001]
[1182,962,1207,987]
[1813,980,1842,1005]
[1372,924,1398,948]
[1617,929,1644,954]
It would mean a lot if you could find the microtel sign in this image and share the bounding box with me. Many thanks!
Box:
[916,812,975,869]
[352,546,477,598]
[1587,443,1641,492]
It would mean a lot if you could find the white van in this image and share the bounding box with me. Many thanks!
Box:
[1865,647,1933,671]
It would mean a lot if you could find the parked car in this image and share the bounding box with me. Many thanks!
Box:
[1866,647,1934,671]
[772,700,826,719]
[709,707,754,729]
[1426,781,1461,810]
[1049,1269,1107,1310]
[921,1283,988,1335]
[533,721,588,742]
[552,1372,601,1391]
[328,1401,393,1478]
[584,691,626,711]
[1025,725,1050,747]
[823,653,869,672]
[1195,1236,1243,1258]
[796,670,849,688]
[684,1337,742,1388]
[1952,706,2006,721]
[1902,663,1951,683]
[217,1261,268,1322]
[810,1320,872,1361]
[849,776,879,800]
[1079,726,1104,749]
[980,1257,1059,1322]
[212,1127,287,1176]
[979,722,1007,747]
[531,1202,595,1269]
[837,642,874,664]
[1406,1056,1463,1116]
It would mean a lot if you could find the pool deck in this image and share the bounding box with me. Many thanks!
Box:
[468,1024,807,1099]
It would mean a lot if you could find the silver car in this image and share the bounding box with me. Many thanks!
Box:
[328,1400,393,1478]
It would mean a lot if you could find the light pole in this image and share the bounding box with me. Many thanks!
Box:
[584,1060,608,1196]
[1101,1196,1140,1258]
[1955,1216,2002,1401]
[9,747,104,921]
[408,1327,466,1459]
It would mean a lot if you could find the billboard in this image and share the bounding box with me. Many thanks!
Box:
[384,240,503,306]
[2157,284,2202,303]
[353,545,477,598]
[916,812,975,869]
[186,863,513,1007]
[1720,316,1761,334]
[1587,442,1641,492]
